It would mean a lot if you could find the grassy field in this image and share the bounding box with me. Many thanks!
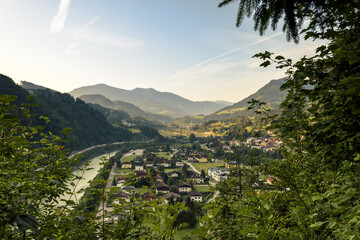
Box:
[129,128,141,133]
[135,187,152,194]
[192,163,225,175]
[121,155,141,163]
[159,130,176,138]
[174,227,199,240]
[155,152,172,159]
[164,168,181,173]
[194,185,212,193]
[114,168,133,175]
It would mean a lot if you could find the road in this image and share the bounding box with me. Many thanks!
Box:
[68,142,125,158]
[97,149,144,218]
[182,160,220,202]
[182,160,200,174]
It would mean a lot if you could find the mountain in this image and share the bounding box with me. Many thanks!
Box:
[214,78,287,117]
[174,78,287,124]
[69,84,232,118]
[79,94,145,117]
[0,74,132,151]
[79,94,173,123]
[20,80,50,92]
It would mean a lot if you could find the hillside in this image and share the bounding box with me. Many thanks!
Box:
[174,78,287,124]
[0,74,132,151]
[69,84,232,118]
[79,94,173,123]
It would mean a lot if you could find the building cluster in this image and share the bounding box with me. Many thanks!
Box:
[242,137,283,152]
[121,155,184,171]
[112,152,207,205]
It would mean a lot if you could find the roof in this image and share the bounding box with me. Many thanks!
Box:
[176,182,192,188]
[189,191,202,197]
[117,177,129,181]
[142,192,156,199]
[156,183,169,190]
[164,192,181,199]
[113,191,132,198]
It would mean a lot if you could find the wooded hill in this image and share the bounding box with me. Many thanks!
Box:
[0,74,132,151]
[79,94,173,124]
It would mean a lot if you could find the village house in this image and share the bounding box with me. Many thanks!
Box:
[191,175,205,184]
[121,161,132,169]
[116,177,129,187]
[188,191,203,202]
[177,182,192,193]
[212,156,225,163]
[156,183,169,194]
[131,156,144,165]
[113,191,132,203]
[208,168,230,181]
[145,162,154,168]
[154,175,163,183]
[134,165,144,171]
[135,170,147,179]
[175,161,184,167]
[164,192,181,204]
[215,173,228,182]
[121,185,135,193]
[225,161,243,169]
[141,192,157,201]
[168,171,181,178]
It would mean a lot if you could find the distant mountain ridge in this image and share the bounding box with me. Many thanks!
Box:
[79,94,173,123]
[174,78,287,124]
[69,84,232,118]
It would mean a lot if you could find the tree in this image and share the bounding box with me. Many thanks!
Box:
[201,169,206,178]
[218,0,357,43]
[189,133,196,143]
[0,95,78,238]
[202,0,360,238]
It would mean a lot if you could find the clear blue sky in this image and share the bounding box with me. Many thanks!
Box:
[0,0,321,102]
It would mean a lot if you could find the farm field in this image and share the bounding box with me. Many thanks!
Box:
[155,152,172,159]
[114,168,133,175]
[194,185,212,193]
[121,155,141,163]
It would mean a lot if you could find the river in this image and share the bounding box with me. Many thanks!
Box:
[59,151,118,205]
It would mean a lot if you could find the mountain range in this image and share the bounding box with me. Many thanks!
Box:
[69,84,232,118]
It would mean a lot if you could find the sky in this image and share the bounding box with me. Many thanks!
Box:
[0,0,322,102]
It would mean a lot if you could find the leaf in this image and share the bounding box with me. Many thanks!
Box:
[15,215,39,234]
[328,221,336,229]
[309,221,326,229]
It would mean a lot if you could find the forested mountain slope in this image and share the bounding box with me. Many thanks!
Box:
[79,94,173,123]
[0,74,132,151]
[174,78,286,124]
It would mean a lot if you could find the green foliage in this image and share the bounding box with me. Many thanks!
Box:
[203,0,360,238]
[0,95,78,238]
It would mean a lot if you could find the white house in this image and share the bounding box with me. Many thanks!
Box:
[189,191,203,202]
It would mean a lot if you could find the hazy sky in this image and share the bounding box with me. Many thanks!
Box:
[0,0,321,102]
